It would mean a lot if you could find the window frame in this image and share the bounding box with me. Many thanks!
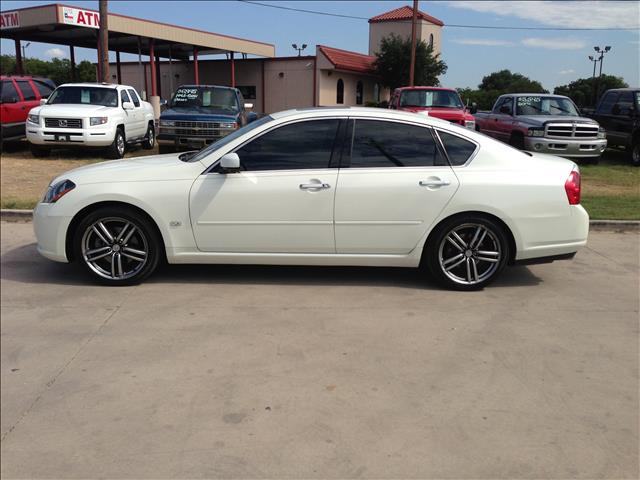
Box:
[205,117,348,174]
[340,117,451,170]
[127,88,141,107]
[1,79,21,103]
[15,80,36,101]
[433,128,480,168]
[355,80,364,105]
[336,78,344,105]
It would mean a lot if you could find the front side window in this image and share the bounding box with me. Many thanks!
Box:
[438,131,477,166]
[356,81,363,105]
[614,91,634,115]
[48,86,118,107]
[597,92,618,115]
[336,79,344,104]
[349,120,446,168]
[16,80,36,101]
[235,119,340,171]
[1,80,19,103]
[127,89,141,107]
[170,86,237,111]
[120,89,131,106]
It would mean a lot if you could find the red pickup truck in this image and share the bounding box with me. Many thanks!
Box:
[388,86,477,130]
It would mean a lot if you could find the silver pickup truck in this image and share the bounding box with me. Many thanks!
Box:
[475,93,607,162]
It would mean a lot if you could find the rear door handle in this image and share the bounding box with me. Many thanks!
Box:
[419,180,450,187]
[300,183,331,190]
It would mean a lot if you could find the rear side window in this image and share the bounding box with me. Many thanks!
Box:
[349,120,446,168]
[438,131,477,166]
[1,80,20,103]
[33,79,54,97]
[16,80,36,101]
[235,119,340,171]
[120,90,131,106]
[127,89,141,107]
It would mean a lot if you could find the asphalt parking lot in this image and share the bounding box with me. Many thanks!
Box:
[1,222,638,478]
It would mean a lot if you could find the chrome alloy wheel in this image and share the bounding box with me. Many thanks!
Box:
[438,223,502,286]
[116,134,125,156]
[81,217,148,280]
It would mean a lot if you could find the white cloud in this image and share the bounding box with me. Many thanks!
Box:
[44,48,65,58]
[449,1,640,29]
[453,39,515,46]
[522,37,586,50]
[559,69,575,74]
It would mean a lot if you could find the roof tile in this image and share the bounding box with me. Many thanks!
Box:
[317,45,376,74]
[369,5,444,26]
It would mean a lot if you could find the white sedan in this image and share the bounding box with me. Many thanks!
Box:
[33,107,589,290]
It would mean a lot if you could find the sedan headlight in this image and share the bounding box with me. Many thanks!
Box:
[597,127,606,139]
[464,120,475,130]
[528,128,545,137]
[220,122,238,129]
[27,114,40,125]
[43,179,76,204]
[90,116,108,126]
[160,120,175,127]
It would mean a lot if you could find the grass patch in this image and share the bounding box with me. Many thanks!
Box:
[1,197,39,210]
[581,195,640,220]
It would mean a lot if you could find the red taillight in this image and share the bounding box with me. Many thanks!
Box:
[565,170,581,205]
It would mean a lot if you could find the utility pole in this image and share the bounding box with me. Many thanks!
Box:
[409,0,418,86]
[98,0,110,83]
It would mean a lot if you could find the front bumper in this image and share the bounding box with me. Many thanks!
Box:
[33,203,72,263]
[524,137,607,158]
[26,123,116,147]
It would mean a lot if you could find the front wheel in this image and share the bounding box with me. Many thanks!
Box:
[425,216,510,291]
[629,138,640,167]
[106,128,126,159]
[142,123,155,150]
[73,207,161,285]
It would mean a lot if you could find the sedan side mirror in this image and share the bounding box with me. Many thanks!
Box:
[244,102,254,110]
[220,152,241,173]
[122,101,134,110]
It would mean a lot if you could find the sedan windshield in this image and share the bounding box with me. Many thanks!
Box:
[47,86,118,107]
[186,115,275,163]
[400,90,463,108]
[170,87,238,111]
[516,96,579,116]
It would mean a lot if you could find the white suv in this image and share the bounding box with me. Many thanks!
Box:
[26,83,155,159]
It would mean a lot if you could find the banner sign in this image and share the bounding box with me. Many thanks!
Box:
[62,6,100,29]
[0,11,20,29]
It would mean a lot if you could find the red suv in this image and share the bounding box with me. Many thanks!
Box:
[389,86,477,130]
[1,75,56,145]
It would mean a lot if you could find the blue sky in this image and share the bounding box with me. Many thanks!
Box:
[1,1,638,91]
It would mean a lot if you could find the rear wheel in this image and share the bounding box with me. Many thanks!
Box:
[629,137,640,166]
[30,144,51,157]
[425,216,509,291]
[142,123,155,150]
[73,207,161,285]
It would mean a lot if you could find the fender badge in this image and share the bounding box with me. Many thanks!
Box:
[169,221,182,227]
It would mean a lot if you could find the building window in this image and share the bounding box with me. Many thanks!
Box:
[429,34,434,49]
[237,86,257,100]
[356,80,363,105]
[336,78,344,104]
[374,83,380,103]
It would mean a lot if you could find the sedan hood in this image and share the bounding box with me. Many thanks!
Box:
[32,104,117,117]
[52,153,206,186]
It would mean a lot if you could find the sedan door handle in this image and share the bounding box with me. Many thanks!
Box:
[419,180,450,187]
[299,183,331,190]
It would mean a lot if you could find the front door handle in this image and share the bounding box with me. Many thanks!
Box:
[419,179,450,187]
[300,183,331,190]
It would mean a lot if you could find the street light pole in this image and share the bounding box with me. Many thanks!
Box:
[409,0,418,86]
[21,42,31,73]
[594,45,611,77]
[291,43,307,56]
[98,0,110,83]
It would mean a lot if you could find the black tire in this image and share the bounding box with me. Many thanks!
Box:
[142,122,155,150]
[73,206,162,285]
[509,132,525,150]
[106,128,126,159]
[30,144,51,158]
[629,137,640,167]
[424,215,510,291]
[158,145,174,154]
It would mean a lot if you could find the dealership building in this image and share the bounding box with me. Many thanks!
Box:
[1,4,443,114]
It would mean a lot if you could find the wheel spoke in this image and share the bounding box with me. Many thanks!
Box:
[110,253,116,278]
[123,246,146,257]
[116,253,123,277]
[444,256,466,271]
[465,258,472,282]
[471,258,479,282]
[477,250,499,257]
[122,226,137,244]
[446,235,465,252]
[469,226,483,249]
[477,256,499,263]
[85,246,111,262]
[92,225,110,245]
[451,231,468,249]
[443,253,464,266]
[116,222,131,242]
[473,229,488,249]
[97,222,114,243]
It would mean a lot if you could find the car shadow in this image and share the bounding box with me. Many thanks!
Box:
[1,242,542,289]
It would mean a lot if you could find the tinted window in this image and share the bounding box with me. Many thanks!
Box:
[615,91,634,115]
[127,89,141,107]
[349,120,445,168]
[16,80,36,101]
[1,80,19,103]
[120,90,131,106]
[235,119,339,171]
[33,79,54,97]
[597,92,618,114]
[48,86,118,107]
[438,131,477,166]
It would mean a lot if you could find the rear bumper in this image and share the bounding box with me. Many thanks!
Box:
[524,137,607,158]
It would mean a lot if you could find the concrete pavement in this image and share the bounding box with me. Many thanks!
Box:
[1,222,638,478]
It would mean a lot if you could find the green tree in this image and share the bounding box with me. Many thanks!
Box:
[0,54,95,85]
[457,69,548,110]
[373,34,447,90]
[554,75,628,108]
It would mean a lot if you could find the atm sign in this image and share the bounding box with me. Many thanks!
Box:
[62,7,100,29]
[0,11,20,29]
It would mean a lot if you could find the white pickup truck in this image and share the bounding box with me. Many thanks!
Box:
[26,83,155,159]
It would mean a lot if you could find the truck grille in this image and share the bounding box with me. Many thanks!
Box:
[177,129,224,137]
[44,118,83,128]
[175,121,224,129]
[545,123,599,139]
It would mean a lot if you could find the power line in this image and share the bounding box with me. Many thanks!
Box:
[237,0,640,31]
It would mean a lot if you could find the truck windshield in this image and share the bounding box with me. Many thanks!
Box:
[516,96,579,116]
[170,87,237,111]
[47,86,118,107]
[400,90,463,108]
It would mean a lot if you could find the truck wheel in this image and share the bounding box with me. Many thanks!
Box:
[106,128,126,159]
[30,144,51,158]
[509,132,525,150]
[142,123,155,150]
[629,138,640,167]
